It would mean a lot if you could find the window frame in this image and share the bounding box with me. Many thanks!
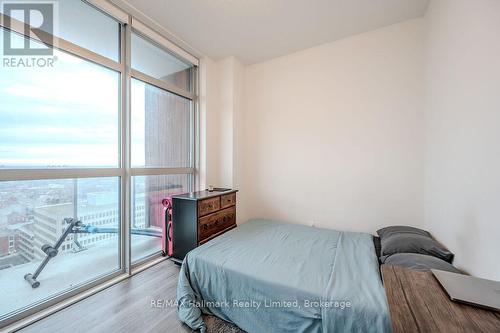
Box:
[0,1,198,328]
[130,30,195,99]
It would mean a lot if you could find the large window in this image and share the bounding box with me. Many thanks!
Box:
[0,0,197,327]
[130,31,195,262]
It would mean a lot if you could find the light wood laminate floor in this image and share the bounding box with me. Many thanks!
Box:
[18,260,193,333]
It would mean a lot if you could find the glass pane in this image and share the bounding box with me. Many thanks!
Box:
[131,174,190,263]
[131,33,192,92]
[0,28,120,168]
[131,79,192,168]
[0,0,120,61]
[0,177,120,320]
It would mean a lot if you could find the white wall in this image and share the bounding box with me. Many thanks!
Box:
[200,56,244,191]
[424,0,500,280]
[238,19,426,233]
[201,0,500,280]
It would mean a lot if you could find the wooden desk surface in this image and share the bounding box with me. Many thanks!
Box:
[381,265,500,333]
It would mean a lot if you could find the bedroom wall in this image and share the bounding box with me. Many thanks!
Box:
[424,0,500,280]
[238,19,426,233]
[200,55,245,206]
[199,56,218,190]
[200,0,500,280]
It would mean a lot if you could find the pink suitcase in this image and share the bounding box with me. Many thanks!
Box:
[162,197,173,257]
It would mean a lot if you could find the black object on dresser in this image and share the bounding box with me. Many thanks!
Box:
[171,189,237,263]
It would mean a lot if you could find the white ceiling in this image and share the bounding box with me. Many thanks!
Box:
[119,0,429,65]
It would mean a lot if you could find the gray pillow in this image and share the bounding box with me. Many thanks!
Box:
[377,226,454,263]
[384,253,461,273]
[377,225,431,239]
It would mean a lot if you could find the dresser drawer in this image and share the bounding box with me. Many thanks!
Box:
[220,192,236,208]
[198,197,220,217]
[198,206,236,241]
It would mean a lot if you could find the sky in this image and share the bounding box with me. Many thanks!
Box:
[0,29,147,168]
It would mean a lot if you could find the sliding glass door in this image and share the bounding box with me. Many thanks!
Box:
[0,0,197,327]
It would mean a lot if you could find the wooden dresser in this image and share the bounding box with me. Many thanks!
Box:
[381,265,500,333]
[170,189,237,263]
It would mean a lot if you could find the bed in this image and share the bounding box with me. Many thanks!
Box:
[177,219,391,333]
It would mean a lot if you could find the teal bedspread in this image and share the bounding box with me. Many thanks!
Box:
[177,219,391,333]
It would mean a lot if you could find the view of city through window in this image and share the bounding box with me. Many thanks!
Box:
[0,176,187,319]
[0,176,191,316]
[0,178,122,317]
[0,0,195,324]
